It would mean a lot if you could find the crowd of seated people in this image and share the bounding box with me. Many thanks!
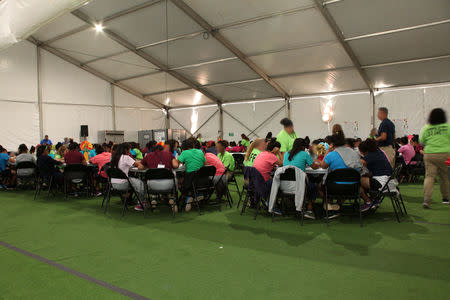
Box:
[1,108,448,218]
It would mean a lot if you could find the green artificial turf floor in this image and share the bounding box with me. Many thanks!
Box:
[0,176,449,300]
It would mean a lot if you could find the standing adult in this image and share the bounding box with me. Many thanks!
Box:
[376,107,396,168]
[420,108,450,208]
[40,135,53,146]
[276,118,298,158]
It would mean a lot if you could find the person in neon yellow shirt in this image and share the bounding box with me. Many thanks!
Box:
[216,141,235,180]
[240,134,251,148]
[419,108,450,208]
[276,118,298,157]
[244,138,266,167]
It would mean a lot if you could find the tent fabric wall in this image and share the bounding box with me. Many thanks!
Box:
[0,41,166,150]
[375,86,450,137]
[222,100,286,142]
[169,106,220,141]
[291,92,372,140]
[0,41,39,150]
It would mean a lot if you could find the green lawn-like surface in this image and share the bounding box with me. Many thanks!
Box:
[0,178,449,300]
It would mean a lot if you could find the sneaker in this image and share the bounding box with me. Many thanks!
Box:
[185,197,193,212]
[360,202,373,212]
[422,202,431,209]
[324,211,340,219]
[372,199,381,208]
[151,200,157,208]
[304,210,315,220]
[196,194,205,201]
[134,201,149,211]
[95,191,102,197]
[272,207,282,215]
[323,203,340,211]
[442,199,449,204]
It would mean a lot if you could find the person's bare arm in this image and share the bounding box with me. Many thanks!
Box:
[274,158,283,166]
[134,161,145,170]
[319,160,329,169]
[360,159,368,167]
[310,160,320,169]
[172,158,179,169]
[81,157,87,166]
[376,132,387,142]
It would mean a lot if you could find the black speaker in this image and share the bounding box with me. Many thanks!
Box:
[80,125,89,137]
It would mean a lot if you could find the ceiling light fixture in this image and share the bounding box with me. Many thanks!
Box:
[94,23,104,32]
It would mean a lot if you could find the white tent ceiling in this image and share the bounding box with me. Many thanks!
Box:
[28,0,450,108]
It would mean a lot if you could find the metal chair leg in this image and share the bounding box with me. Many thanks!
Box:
[46,177,53,200]
[390,195,400,223]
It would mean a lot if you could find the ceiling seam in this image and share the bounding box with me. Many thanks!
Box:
[169,0,291,100]
[313,0,373,91]
[27,36,167,110]
[70,9,223,105]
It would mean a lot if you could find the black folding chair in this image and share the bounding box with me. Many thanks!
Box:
[241,167,270,220]
[407,153,425,183]
[370,165,407,222]
[271,167,307,226]
[63,164,92,199]
[183,166,216,215]
[34,171,56,200]
[16,161,37,189]
[103,168,146,217]
[232,153,245,173]
[145,168,178,217]
[324,168,362,227]
[227,171,240,201]
[209,167,233,210]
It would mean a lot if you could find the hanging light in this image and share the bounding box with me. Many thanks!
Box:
[320,97,335,123]
[193,92,202,105]
[190,109,199,134]
[94,23,104,32]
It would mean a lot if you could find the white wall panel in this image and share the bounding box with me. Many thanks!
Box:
[291,98,329,140]
[424,85,450,114]
[41,49,111,105]
[0,41,37,102]
[0,102,40,151]
[374,89,425,137]
[116,108,166,142]
[374,85,450,137]
[328,93,372,139]
[42,104,113,144]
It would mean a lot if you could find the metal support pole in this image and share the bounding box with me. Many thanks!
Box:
[370,91,376,128]
[285,97,291,119]
[110,84,117,130]
[218,105,224,139]
[36,46,44,140]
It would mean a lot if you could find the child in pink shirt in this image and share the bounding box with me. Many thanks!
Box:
[253,141,283,182]
[204,152,226,176]
[398,136,416,165]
